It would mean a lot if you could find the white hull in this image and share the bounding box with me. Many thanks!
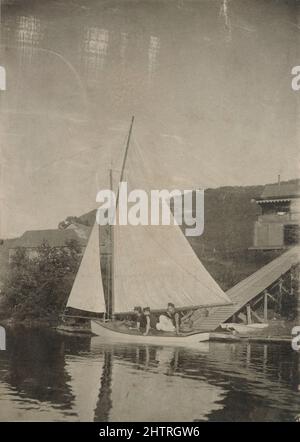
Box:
[91,320,210,347]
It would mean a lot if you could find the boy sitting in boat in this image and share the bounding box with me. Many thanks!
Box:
[130,306,143,331]
[140,307,158,336]
[156,303,181,334]
[129,306,156,335]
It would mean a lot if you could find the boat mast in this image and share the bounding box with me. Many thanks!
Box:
[116,115,135,207]
[109,167,114,318]
[110,116,135,318]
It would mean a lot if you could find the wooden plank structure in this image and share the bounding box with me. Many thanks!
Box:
[192,246,300,331]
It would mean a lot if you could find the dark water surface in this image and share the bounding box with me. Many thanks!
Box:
[0,328,299,421]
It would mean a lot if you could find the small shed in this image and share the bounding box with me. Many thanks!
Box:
[252,180,300,249]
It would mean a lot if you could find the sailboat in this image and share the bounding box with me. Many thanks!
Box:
[64,117,232,346]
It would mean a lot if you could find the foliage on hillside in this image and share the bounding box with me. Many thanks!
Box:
[0,240,81,321]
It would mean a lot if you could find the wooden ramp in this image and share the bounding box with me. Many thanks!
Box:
[193,246,300,331]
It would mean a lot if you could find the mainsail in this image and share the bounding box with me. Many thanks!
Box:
[113,210,231,313]
[66,221,106,313]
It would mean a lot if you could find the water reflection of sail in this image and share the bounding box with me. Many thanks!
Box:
[108,346,224,422]
[65,355,104,422]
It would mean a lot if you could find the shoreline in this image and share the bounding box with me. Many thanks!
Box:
[0,317,59,329]
[1,317,297,347]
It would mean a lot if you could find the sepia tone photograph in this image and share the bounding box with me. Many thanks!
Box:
[0,0,300,424]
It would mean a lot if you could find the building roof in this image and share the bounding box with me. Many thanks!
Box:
[258,181,300,200]
[9,229,87,249]
[66,222,91,241]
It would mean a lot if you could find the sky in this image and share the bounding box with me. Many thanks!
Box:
[0,0,299,237]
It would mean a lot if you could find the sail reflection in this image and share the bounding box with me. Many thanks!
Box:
[65,353,105,422]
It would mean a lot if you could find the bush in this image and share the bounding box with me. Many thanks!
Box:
[2,241,81,321]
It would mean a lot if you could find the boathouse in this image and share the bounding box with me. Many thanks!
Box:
[251,179,300,250]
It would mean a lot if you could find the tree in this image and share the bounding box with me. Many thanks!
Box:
[2,241,82,321]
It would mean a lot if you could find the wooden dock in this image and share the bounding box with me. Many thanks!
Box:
[193,246,300,331]
[210,332,293,344]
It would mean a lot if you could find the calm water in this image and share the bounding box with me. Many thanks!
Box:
[0,327,299,422]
